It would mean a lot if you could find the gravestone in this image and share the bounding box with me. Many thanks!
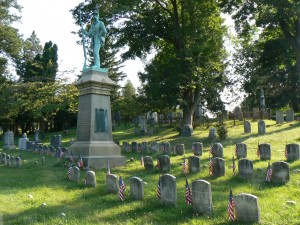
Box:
[106,174,118,193]
[3,130,16,150]
[188,156,200,173]
[244,121,251,133]
[236,143,247,159]
[72,166,80,182]
[34,129,41,142]
[174,144,184,155]
[192,180,213,215]
[122,141,130,153]
[212,143,223,158]
[140,115,147,135]
[143,156,154,170]
[271,161,290,184]
[159,155,171,173]
[26,141,34,151]
[208,128,216,139]
[276,111,284,124]
[50,135,62,147]
[131,142,138,153]
[193,142,203,156]
[16,157,21,167]
[6,155,11,166]
[160,174,177,206]
[10,156,15,167]
[259,143,271,160]
[258,120,266,134]
[141,142,148,153]
[235,193,260,222]
[286,110,294,122]
[238,159,253,179]
[129,176,144,200]
[286,144,300,161]
[181,124,193,136]
[151,142,159,153]
[211,157,225,177]
[85,171,96,187]
[1,153,6,164]
[161,142,171,154]
[18,133,29,150]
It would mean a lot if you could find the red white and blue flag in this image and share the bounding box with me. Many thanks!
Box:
[140,156,144,167]
[119,177,126,201]
[156,158,161,171]
[228,188,235,221]
[266,162,272,182]
[157,176,161,200]
[78,156,84,169]
[69,149,75,163]
[183,157,187,174]
[185,178,192,205]
[67,167,73,180]
[209,155,213,176]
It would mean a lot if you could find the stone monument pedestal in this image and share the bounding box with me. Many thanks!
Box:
[70,68,126,169]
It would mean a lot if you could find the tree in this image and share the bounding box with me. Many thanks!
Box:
[122,80,136,98]
[222,0,300,110]
[73,0,227,133]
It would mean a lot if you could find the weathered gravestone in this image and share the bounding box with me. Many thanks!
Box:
[238,159,253,179]
[235,193,260,222]
[143,156,154,170]
[3,131,16,150]
[50,135,62,147]
[34,129,41,142]
[106,174,118,193]
[122,141,130,153]
[244,121,251,133]
[129,176,144,200]
[160,174,177,206]
[174,144,184,155]
[6,155,11,166]
[253,107,260,120]
[85,171,96,187]
[258,120,266,134]
[160,142,171,154]
[286,144,300,161]
[151,142,159,153]
[72,166,80,182]
[286,110,294,122]
[188,156,200,173]
[16,157,21,167]
[235,143,247,159]
[140,115,147,135]
[1,153,5,164]
[141,142,148,153]
[10,156,16,167]
[18,133,29,150]
[131,141,138,153]
[259,143,271,160]
[212,143,223,158]
[271,161,290,184]
[192,180,213,215]
[208,128,216,139]
[193,142,203,156]
[211,157,225,177]
[159,155,171,173]
[276,111,284,124]
[181,124,193,137]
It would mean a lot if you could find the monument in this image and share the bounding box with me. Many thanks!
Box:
[70,9,126,169]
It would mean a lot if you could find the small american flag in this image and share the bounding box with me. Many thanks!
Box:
[140,156,144,167]
[284,145,288,159]
[119,177,126,201]
[232,155,236,175]
[209,156,213,176]
[78,157,84,168]
[209,145,213,156]
[107,160,111,175]
[157,176,161,200]
[69,150,75,163]
[228,188,235,221]
[67,167,73,180]
[183,158,187,174]
[266,162,272,182]
[156,158,161,170]
[257,143,260,157]
[185,178,192,205]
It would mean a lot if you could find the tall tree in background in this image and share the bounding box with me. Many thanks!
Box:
[73,0,227,133]
[222,0,300,110]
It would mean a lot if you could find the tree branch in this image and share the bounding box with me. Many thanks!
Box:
[154,0,173,17]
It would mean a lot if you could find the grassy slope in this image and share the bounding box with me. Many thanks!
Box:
[0,120,299,225]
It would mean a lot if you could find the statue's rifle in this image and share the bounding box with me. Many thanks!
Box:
[79,10,87,70]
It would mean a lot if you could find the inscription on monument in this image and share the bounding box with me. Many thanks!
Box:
[95,108,108,133]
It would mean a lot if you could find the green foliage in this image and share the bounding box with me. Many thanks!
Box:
[216,123,228,140]
[122,80,136,98]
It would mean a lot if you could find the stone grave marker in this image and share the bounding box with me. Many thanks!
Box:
[258,120,266,134]
[160,142,171,154]
[286,110,294,122]
[211,157,225,177]
[151,142,159,153]
[212,143,223,158]
[208,128,216,139]
[244,121,251,133]
[143,156,154,170]
[16,157,21,167]
[122,141,130,153]
[235,193,260,222]
[106,174,118,193]
[72,166,80,182]
[159,155,171,173]
[188,156,200,173]
[34,129,41,142]
[3,130,16,150]
[18,133,29,150]
[286,144,300,161]
[160,174,177,206]
[276,110,284,124]
[193,142,203,156]
[6,155,11,166]
[10,156,15,167]
[238,159,253,179]
[253,107,260,120]
[141,142,148,153]
[1,153,5,164]
[271,161,290,184]
[140,115,147,135]
[129,176,144,200]
[192,180,212,215]
[131,141,138,153]
[175,144,185,155]
[236,143,247,159]
[50,135,62,147]
[85,171,96,187]
[259,143,271,160]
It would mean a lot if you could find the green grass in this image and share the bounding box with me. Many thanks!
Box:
[0,120,300,224]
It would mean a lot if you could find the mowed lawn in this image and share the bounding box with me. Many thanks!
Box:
[0,119,300,225]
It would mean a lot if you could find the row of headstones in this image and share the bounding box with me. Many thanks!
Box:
[121,141,203,155]
[0,152,22,167]
[141,155,290,183]
[276,110,295,123]
[18,134,63,150]
[69,169,260,223]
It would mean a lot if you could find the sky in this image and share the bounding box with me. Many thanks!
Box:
[13,0,143,88]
